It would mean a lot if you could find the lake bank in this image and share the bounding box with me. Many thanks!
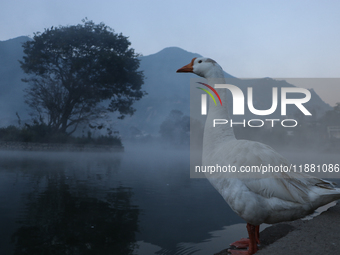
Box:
[216,201,340,255]
[257,201,340,254]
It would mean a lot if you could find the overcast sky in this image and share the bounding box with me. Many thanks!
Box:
[1,0,339,106]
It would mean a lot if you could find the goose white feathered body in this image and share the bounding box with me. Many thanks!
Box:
[178,57,340,225]
[177,57,340,254]
[204,138,340,226]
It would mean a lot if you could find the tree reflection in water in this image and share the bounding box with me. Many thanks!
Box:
[10,156,139,255]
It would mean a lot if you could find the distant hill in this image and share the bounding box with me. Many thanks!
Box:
[0,37,332,137]
[121,47,332,136]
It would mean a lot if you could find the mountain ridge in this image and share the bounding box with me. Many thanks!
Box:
[0,36,332,136]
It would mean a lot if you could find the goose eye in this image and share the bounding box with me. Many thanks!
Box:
[198,60,202,63]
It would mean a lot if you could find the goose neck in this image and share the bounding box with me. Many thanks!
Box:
[203,76,236,144]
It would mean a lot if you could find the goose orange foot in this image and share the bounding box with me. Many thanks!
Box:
[227,250,252,255]
[228,223,259,255]
[230,238,250,249]
[230,225,260,249]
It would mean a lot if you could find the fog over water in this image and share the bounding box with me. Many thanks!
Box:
[0,143,339,255]
[0,144,241,255]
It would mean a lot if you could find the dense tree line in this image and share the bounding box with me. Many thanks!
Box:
[0,123,121,146]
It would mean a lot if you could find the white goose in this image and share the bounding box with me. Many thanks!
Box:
[177,57,340,255]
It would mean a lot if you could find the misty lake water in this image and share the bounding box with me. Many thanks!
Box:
[0,144,339,255]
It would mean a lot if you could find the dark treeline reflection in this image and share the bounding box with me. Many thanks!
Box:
[0,152,140,255]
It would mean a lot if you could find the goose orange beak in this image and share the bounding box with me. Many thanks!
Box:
[176,57,196,73]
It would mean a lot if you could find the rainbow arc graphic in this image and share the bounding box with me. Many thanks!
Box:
[196,82,222,115]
